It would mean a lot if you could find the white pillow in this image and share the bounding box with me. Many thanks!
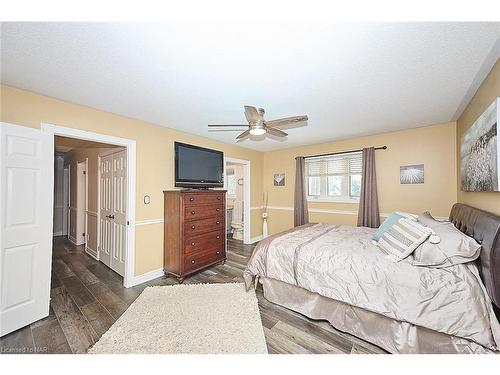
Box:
[412,212,481,268]
[378,218,433,262]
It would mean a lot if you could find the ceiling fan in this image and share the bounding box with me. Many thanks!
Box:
[208,105,308,140]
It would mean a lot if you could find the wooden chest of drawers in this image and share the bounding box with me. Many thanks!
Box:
[163,190,226,283]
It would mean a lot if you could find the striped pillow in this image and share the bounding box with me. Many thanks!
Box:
[378,218,433,261]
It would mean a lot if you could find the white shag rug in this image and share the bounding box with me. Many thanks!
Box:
[88,282,268,354]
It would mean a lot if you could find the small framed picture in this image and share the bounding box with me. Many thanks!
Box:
[400,164,424,184]
[273,173,285,186]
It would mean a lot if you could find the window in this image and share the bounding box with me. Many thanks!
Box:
[305,151,362,202]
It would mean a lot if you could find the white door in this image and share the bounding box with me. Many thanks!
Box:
[99,150,126,276]
[0,122,53,337]
[111,151,127,276]
[99,154,113,270]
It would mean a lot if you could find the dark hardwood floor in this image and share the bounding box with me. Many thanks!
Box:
[0,236,385,354]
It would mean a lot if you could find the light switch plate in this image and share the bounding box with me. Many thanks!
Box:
[144,195,151,204]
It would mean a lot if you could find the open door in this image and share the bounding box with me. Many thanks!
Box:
[99,150,127,276]
[0,122,53,337]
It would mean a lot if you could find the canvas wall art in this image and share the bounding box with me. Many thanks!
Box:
[400,164,424,184]
[460,97,499,192]
[273,173,285,186]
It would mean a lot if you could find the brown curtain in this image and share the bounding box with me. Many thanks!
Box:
[357,147,380,228]
[294,157,309,227]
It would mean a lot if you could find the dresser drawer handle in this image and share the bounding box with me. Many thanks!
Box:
[216,208,220,212]
[191,225,195,229]
[191,260,195,264]
[216,221,220,225]
[216,235,220,239]
[189,197,194,202]
[216,251,220,255]
[217,196,221,200]
[191,211,196,215]
[191,242,195,246]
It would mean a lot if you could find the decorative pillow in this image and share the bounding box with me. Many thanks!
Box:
[418,211,448,226]
[372,213,404,241]
[412,213,481,268]
[378,218,433,261]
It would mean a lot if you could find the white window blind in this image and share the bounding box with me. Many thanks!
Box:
[305,151,362,202]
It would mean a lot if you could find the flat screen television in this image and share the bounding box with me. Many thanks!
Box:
[174,142,224,189]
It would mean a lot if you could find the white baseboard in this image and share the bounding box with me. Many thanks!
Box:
[249,235,263,244]
[131,268,164,287]
[68,235,78,245]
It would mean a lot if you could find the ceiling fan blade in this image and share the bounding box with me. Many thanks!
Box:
[208,124,249,132]
[244,105,262,123]
[208,124,248,127]
[208,129,247,132]
[265,115,308,127]
[266,127,288,137]
[236,129,251,140]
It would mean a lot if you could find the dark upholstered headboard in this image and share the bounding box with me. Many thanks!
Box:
[449,203,500,308]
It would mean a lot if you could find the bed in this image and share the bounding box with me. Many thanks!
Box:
[243,203,500,354]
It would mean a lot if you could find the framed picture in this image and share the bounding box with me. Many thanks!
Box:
[400,164,424,184]
[460,97,499,192]
[273,173,285,186]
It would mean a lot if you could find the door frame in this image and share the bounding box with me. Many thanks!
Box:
[67,164,71,241]
[41,123,136,288]
[62,165,69,236]
[223,157,251,244]
[76,158,88,246]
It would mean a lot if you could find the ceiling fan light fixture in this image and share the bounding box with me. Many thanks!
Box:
[249,127,266,136]
[208,105,308,141]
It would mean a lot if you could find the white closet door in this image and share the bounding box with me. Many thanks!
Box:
[0,122,53,336]
[111,150,127,276]
[99,150,127,276]
[99,154,113,269]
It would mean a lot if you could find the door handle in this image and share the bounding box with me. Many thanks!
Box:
[106,214,115,219]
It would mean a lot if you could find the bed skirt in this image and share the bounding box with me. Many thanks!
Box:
[259,277,494,354]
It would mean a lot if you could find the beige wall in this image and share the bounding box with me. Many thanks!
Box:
[457,59,500,215]
[263,122,458,234]
[1,85,264,276]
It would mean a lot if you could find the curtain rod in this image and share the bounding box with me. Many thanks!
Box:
[296,146,387,160]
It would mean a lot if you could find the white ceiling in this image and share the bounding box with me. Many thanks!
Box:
[1,22,499,151]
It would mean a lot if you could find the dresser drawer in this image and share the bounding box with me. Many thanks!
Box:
[183,192,224,207]
[184,204,223,222]
[184,248,225,273]
[184,215,224,236]
[184,230,224,254]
